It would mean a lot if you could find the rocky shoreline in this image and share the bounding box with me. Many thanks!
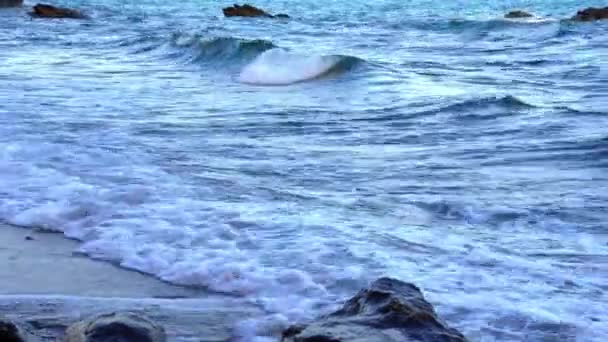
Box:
[1,2,608,22]
[1,278,469,341]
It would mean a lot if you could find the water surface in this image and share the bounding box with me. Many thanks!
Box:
[1,1,607,340]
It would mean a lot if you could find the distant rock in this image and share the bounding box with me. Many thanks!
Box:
[29,3,87,19]
[572,7,608,21]
[0,318,26,342]
[282,277,469,342]
[0,0,23,8]
[504,10,534,19]
[65,312,166,342]
[222,4,289,19]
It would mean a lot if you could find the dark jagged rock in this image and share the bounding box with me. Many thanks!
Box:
[65,312,166,342]
[504,10,534,19]
[572,7,608,21]
[0,318,26,342]
[223,4,269,17]
[222,4,289,19]
[29,3,87,19]
[0,0,23,8]
[282,278,469,342]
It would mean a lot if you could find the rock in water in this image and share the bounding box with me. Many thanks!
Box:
[222,4,289,19]
[504,10,534,19]
[223,4,269,17]
[29,3,87,19]
[65,312,166,342]
[282,278,469,342]
[0,0,23,8]
[572,7,608,21]
[0,318,25,342]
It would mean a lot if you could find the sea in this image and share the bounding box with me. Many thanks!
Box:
[1,0,607,341]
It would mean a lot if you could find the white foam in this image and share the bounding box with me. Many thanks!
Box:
[2,136,607,342]
[0,141,341,340]
[238,48,342,85]
[503,16,559,23]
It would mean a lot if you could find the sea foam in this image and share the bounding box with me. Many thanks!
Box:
[238,48,355,85]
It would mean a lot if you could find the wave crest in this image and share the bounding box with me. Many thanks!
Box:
[168,34,277,63]
[238,48,362,85]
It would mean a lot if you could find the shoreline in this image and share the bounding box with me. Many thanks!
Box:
[0,294,263,341]
[0,223,264,340]
[0,223,204,298]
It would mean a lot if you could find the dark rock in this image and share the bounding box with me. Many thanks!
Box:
[274,13,290,19]
[25,236,34,241]
[222,4,288,19]
[223,4,270,17]
[572,7,608,21]
[0,318,26,342]
[282,278,469,342]
[504,10,534,19]
[0,0,23,8]
[29,3,87,19]
[65,312,165,342]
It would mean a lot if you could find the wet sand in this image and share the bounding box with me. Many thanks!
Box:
[0,224,263,341]
[0,223,202,298]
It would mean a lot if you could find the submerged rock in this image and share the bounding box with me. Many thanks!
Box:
[282,278,469,342]
[504,10,534,19]
[572,7,608,21]
[65,312,166,342]
[222,4,289,19]
[29,3,87,19]
[0,318,26,342]
[0,0,23,8]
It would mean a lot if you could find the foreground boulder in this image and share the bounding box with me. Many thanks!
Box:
[282,278,469,342]
[222,4,289,19]
[504,10,534,19]
[572,7,608,21]
[0,0,22,7]
[29,3,87,19]
[65,312,165,342]
[0,318,25,342]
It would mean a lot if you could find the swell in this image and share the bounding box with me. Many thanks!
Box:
[386,16,606,44]
[164,34,277,65]
[439,95,535,112]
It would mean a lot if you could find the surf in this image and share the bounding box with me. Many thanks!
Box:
[238,48,361,85]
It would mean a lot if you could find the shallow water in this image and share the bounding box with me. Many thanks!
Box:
[1,0,607,341]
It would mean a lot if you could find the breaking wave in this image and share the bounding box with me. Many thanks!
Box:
[238,48,362,85]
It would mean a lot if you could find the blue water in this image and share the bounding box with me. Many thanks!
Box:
[1,1,607,340]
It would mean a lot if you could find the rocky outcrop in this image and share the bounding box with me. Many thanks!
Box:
[572,7,608,21]
[65,312,166,342]
[0,318,26,342]
[0,0,23,7]
[282,278,469,342]
[29,3,87,19]
[504,10,534,19]
[222,4,289,19]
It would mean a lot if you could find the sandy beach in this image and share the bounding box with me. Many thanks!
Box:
[0,223,203,298]
[0,224,264,340]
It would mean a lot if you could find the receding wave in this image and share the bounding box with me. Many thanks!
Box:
[238,48,363,85]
